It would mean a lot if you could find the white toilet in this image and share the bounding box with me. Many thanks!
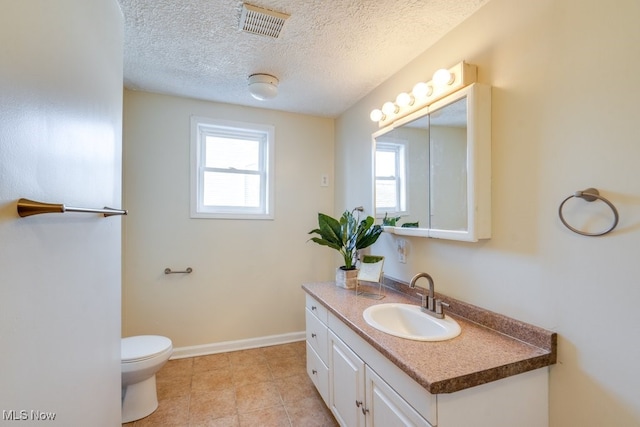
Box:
[121,335,173,423]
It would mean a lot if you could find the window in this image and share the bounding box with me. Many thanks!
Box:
[191,117,274,219]
[375,141,406,216]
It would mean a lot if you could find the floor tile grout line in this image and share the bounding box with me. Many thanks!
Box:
[280,394,294,427]
[129,342,325,426]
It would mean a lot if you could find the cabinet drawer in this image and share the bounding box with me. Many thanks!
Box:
[306,342,329,405]
[305,308,329,364]
[305,294,328,323]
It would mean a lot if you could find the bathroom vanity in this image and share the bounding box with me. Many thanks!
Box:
[303,281,556,427]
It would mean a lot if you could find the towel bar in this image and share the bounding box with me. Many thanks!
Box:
[17,198,127,218]
[164,267,193,274]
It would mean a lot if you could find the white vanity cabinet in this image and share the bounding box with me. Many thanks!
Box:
[305,294,330,405]
[305,293,550,427]
[329,330,433,427]
[307,294,435,427]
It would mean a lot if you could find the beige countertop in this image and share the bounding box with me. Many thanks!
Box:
[302,280,557,394]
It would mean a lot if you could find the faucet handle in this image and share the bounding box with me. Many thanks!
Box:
[416,292,428,308]
[435,299,450,316]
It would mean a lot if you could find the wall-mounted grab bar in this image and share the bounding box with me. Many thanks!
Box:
[164,267,193,274]
[17,198,127,218]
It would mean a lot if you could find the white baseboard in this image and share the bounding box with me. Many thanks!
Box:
[170,331,306,359]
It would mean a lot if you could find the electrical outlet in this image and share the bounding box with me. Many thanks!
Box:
[397,238,407,263]
[320,174,329,187]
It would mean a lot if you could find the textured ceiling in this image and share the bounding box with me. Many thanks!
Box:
[117,0,487,118]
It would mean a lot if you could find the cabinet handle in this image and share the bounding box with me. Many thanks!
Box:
[311,305,317,310]
[355,401,369,414]
[312,369,317,375]
[311,333,317,338]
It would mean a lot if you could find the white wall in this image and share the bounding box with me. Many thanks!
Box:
[122,91,335,348]
[336,0,640,425]
[0,1,123,425]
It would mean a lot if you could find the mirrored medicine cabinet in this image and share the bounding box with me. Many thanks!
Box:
[372,83,491,242]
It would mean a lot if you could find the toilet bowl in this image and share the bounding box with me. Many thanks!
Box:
[121,335,173,423]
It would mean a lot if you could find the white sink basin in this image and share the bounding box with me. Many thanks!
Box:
[363,303,461,341]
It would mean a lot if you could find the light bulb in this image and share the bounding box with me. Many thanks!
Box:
[433,68,455,86]
[370,109,384,122]
[395,92,414,107]
[381,101,398,115]
[412,82,433,99]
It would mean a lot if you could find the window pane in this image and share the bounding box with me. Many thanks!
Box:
[205,136,260,171]
[376,179,397,210]
[375,150,396,176]
[203,171,260,207]
[191,117,274,219]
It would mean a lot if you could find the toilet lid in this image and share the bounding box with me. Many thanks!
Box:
[122,335,172,363]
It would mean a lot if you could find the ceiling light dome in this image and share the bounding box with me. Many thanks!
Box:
[248,73,279,100]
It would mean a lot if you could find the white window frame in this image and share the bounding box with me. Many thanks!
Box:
[375,141,407,217]
[190,116,275,219]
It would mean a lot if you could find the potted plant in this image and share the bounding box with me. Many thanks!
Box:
[308,209,383,289]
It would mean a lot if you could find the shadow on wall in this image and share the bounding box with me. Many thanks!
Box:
[550,337,638,425]
[599,190,640,235]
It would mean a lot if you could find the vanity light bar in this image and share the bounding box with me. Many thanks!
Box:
[371,61,478,127]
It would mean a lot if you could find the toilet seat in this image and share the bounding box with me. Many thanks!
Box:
[122,335,172,363]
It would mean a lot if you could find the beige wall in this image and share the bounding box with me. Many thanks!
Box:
[122,91,335,348]
[336,0,640,425]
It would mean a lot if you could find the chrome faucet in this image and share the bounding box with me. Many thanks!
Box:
[409,272,449,319]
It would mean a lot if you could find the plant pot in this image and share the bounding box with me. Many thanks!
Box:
[335,267,358,289]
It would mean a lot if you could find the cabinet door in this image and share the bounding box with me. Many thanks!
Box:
[329,331,366,427]
[366,367,433,427]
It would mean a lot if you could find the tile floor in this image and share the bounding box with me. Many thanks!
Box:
[123,341,338,426]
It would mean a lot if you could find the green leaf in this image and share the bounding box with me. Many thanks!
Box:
[308,237,342,252]
[309,213,341,247]
[308,210,382,269]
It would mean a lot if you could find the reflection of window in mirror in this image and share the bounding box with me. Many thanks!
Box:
[375,142,406,216]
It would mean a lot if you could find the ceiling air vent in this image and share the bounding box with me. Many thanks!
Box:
[239,3,289,38]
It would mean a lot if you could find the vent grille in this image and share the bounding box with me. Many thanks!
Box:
[239,3,289,38]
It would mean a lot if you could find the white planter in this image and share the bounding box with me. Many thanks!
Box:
[335,267,358,289]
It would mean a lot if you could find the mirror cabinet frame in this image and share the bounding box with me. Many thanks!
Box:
[372,83,491,242]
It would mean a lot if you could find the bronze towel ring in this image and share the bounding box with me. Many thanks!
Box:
[558,188,619,236]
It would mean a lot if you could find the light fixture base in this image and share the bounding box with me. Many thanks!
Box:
[371,61,477,127]
[248,73,279,100]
